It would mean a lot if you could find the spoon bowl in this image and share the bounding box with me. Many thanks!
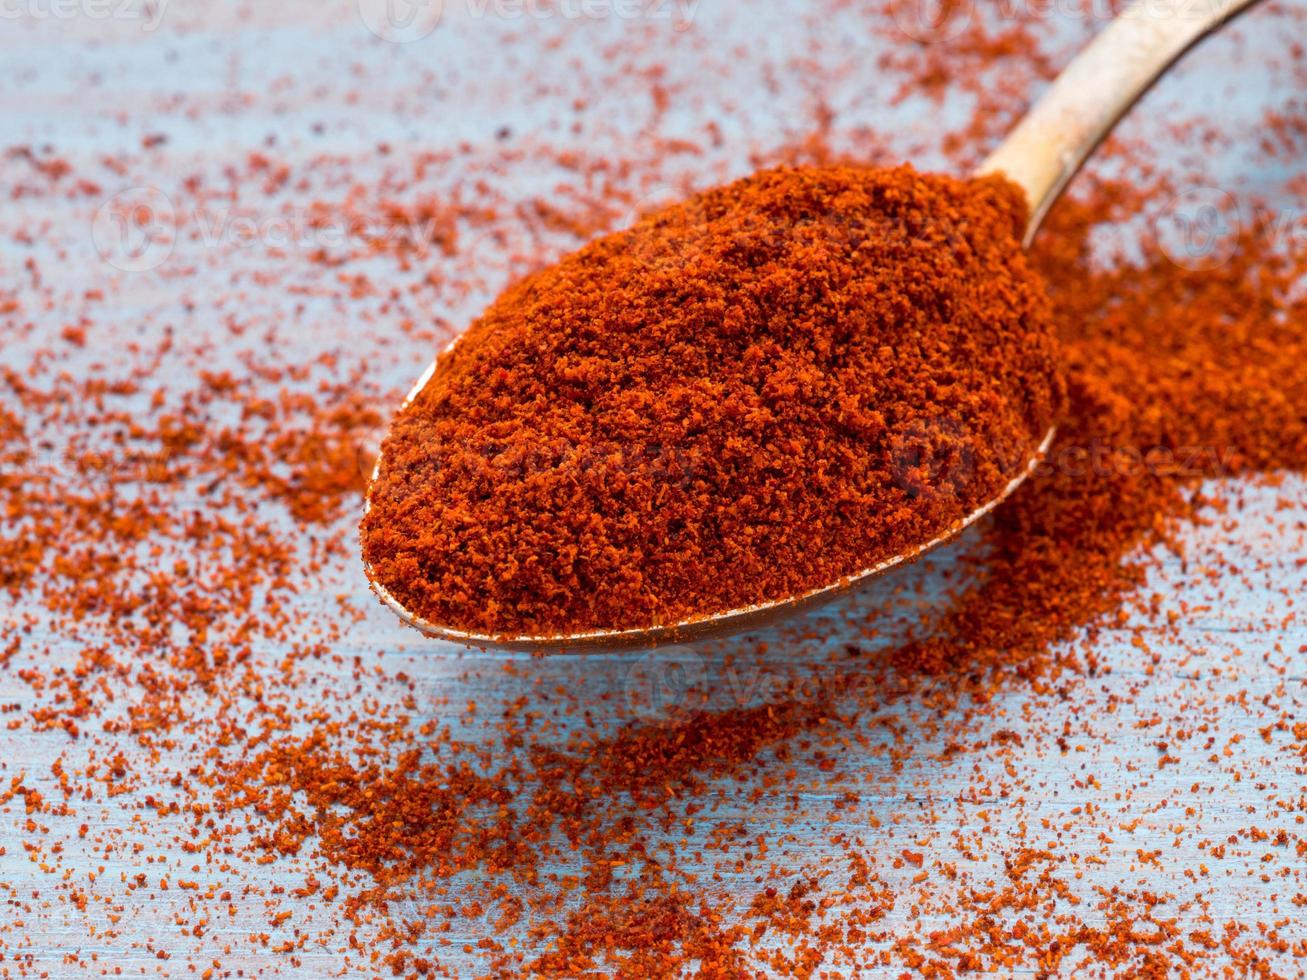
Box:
[363,346,1056,650]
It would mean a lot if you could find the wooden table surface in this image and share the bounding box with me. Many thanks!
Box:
[1,1,1304,976]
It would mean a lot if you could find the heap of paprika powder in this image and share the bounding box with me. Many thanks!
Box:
[361,164,1062,637]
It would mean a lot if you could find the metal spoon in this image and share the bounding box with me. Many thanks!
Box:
[364,0,1260,650]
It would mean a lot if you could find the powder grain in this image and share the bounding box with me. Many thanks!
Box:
[361,164,1062,637]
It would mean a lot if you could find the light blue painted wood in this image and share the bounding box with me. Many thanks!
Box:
[0,1,1302,975]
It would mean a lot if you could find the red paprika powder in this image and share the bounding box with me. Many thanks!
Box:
[361,164,1062,637]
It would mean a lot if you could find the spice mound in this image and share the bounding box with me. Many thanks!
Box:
[360,164,1063,638]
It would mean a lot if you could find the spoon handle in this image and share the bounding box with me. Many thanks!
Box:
[978,0,1263,244]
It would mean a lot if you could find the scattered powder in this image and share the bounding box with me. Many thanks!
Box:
[0,1,1305,977]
